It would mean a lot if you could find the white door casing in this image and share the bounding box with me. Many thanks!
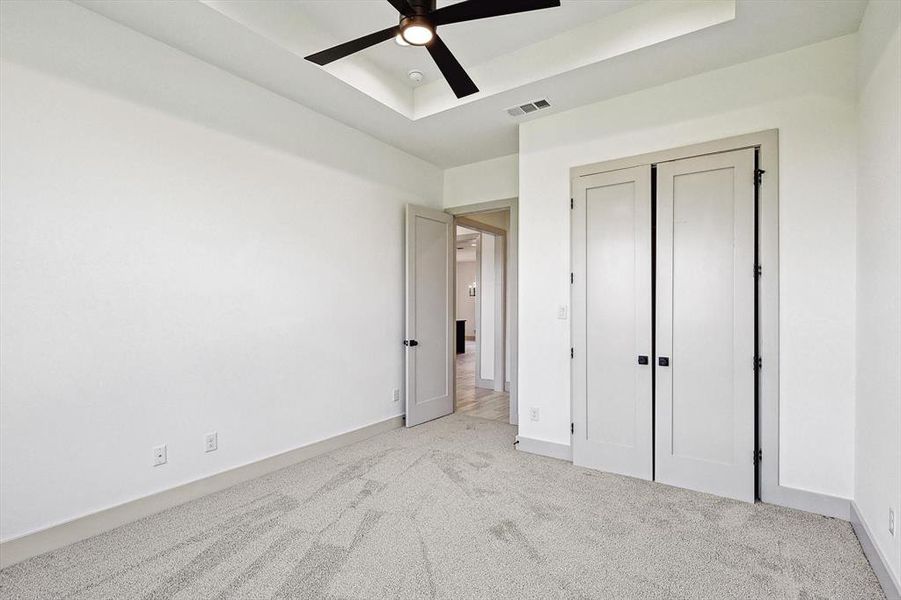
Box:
[405,204,454,427]
[655,148,756,502]
[572,165,653,480]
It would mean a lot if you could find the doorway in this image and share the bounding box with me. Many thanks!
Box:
[403,199,518,428]
[453,211,510,423]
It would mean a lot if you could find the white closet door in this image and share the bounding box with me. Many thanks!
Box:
[572,165,653,480]
[655,148,756,502]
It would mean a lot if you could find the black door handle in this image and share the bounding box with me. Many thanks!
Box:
[638,355,649,365]
[404,339,419,347]
[658,356,670,367]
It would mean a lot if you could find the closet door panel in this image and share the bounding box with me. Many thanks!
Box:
[655,148,755,502]
[572,166,652,480]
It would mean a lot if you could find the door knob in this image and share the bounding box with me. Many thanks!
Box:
[404,339,419,347]
[658,356,670,367]
[638,355,649,365]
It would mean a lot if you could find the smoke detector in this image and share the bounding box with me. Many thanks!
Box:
[506,98,551,117]
[408,69,424,84]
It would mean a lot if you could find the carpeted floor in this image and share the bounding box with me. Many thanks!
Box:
[0,414,884,599]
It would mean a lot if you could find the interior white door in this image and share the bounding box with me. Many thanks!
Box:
[572,165,653,480]
[655,148,756,502]
[405,204,454,427]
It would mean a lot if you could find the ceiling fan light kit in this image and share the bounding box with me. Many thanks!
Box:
[304,0,561,99]
[400,15,434,45]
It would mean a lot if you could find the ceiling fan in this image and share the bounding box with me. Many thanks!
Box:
[304,0,562,99]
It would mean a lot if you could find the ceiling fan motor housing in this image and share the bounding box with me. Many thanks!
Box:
[406,0,437,16]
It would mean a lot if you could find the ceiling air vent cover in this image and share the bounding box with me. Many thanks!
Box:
[505,98,551,118]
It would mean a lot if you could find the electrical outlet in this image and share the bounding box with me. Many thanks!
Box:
[890,508,895,536]
[557,305,568,320]
[153,444,167,466]
[205,432,218,453]
[392,388,400,403]
[529,407,540,422]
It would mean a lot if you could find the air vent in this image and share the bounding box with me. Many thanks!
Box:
[505,98,551,118]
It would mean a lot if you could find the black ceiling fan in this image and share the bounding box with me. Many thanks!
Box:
[304,0,562,99]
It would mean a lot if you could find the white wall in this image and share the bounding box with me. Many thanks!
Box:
[0,5,441,541]
[480,234,497,381]
[855,0,901,586]
[518,35,859,499]
[444,154,518,208]
[456,260,477,338]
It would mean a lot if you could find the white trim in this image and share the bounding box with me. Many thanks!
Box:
[0,415,404,569]
[851,501,901,599]
[761,487,850,520]
[515,436,573,461]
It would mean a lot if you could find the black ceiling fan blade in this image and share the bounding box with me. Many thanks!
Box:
[386,0,415,17]
[426,34,478,98]
[305,25,399,66]
[431,0,561,26]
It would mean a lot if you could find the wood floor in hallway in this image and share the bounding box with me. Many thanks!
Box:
[455,340,509,423]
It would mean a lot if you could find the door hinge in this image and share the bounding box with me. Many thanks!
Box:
[753,449,762,465]
[570,347,574,359]
[754,355,762,370]
[571,422,574,435]
[755,168,766,186]
[570,198,574,209]
[754,264,762,279]
[570,272,574,284]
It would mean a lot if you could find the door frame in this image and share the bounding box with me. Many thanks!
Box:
[569,130,847,517]
[446,199,519,426]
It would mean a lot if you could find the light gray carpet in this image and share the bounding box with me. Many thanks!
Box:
[0,414,884,599]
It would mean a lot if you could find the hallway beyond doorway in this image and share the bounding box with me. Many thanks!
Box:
[456,341,509,422]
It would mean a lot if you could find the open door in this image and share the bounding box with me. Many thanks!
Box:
[405,204,454,427]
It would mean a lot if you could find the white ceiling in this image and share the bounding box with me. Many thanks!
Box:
[456,227,479,262]
[73,0,866,167]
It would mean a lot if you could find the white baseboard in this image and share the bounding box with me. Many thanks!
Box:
[0,415,404,570]
[515,435,572,461]
[851,501,901,599]
[761,485,851,520]
[475,378,494,390]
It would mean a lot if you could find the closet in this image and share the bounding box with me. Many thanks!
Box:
[571,146,758,503]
